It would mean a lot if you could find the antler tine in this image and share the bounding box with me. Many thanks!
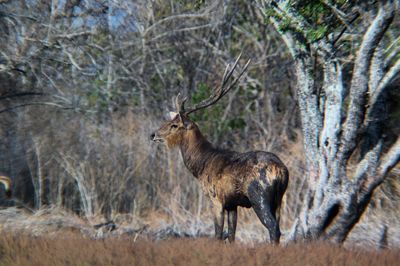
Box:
[175,92,187,113]
[184,54,250,115]
[221,52,242,87]
[220,58,251,98]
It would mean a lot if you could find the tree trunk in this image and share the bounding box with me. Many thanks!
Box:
[259,0,400,244]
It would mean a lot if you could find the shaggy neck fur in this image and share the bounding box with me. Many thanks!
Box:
[179,126,218,178]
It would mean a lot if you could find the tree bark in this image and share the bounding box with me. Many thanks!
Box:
[259,0,399,244]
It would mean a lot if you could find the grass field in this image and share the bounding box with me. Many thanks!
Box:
[0,233,399,266]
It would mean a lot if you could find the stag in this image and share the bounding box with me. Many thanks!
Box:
[151,55,289,243]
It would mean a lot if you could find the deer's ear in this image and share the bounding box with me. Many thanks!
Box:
[169,111,178,120]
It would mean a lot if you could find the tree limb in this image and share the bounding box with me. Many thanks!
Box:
[332,12,360,46]
[384,45,400,68]
[368,58,400,117]
[338,1,394,162]
[0,102,72,114]
[357,136,400,205]
[368,44,385,93]
[354,140,382,185]
[378,136,400,179]
[0,92,44,101]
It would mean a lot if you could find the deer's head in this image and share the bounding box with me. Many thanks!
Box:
[150,104,196,148]
[151,54,250,148]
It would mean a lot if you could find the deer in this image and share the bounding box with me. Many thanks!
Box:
[151,55,289,244]
[0,175,12,198]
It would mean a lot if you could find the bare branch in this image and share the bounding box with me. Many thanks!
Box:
[0,92,44,101]
[338,1,394,161]
[147,23,220,43]
[62,47,84,70]
[384,41,400,66]
[358,136,400,204]
[369,58,400,110]
[368,44,385,93]
[353,140,382,184]
[0,102,72,114]
[332,12,360,46]
[144,12,213,35]
[378,136,400,178]
[53,31,93,40]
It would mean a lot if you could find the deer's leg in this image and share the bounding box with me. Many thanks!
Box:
[275,204,281,227]
[274,196,283,226]
[227,207,237,243]
[212,202,225,240]
[248,181,281,244]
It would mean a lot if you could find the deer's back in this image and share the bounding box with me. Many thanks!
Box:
[200,150,289,209]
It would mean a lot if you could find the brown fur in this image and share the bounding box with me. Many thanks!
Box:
[152,114,289,243]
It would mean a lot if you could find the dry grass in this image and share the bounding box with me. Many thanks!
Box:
[0,233,399,266]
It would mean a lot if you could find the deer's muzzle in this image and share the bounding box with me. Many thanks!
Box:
[150,132,164,143]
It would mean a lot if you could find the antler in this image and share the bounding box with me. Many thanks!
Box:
[175,53,250,115]
[175,93,187,113]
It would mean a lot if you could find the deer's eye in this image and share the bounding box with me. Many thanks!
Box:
[171,124,178,129]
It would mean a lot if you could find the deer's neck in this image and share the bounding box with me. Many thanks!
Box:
[180,128,215,178]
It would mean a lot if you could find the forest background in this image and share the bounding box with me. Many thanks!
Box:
[0,0,399,249]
